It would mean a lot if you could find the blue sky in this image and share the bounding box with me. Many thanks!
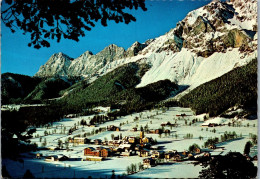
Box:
[1,0,211,76]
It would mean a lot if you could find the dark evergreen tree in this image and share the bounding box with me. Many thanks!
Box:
[188,143,200,153]
[23,169,35,179]
[111,170,116,179]
[2,166,11,178]
[199,152,257,179]
[243,141,253,155]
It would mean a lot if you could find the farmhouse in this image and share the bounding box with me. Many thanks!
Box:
[142,137,154,144]
[208,123,219,127]
[150,146,159,150]
[155,129,163,134]
[143,158,156,168]
[149,129,163,134]
[194,148,201,154]
[208,144,216,149]
[84,147,99,157]
[70,137,90,144]
[45,154,68,162]
[128,137,136,144]
[194,152,211,159]
[139,148,150,157]
[135,144,142,151]
[108,146,118,152]
[45,155,58,162]
[94,139,102,145]
[119,143,133,151]
[85,156,103,161]
[108,140,122,147]
[252,155,258,161]
[36,153,43,159]
[100,148,110,158]
[151,151,164,159]
[165,151,174,159]
[176,113,191,117]
[161,121,172,126]
[121,150,134,156]
[107,125,120,131]
[172,153,183,161]
[84,147,111,158]
[48,146,60,150]
[114,135,120,140]
[164,129,171,134]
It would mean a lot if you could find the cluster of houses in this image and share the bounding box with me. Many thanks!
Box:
[36,129,258,170]
[80,131,156,161]
[75,131,210,168]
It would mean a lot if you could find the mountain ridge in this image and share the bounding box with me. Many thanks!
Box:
[32,0,257,101]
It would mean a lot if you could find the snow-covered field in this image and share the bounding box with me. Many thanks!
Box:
[2,107,257,178]
[129,161,202,178]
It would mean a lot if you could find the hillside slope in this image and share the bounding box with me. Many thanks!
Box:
[179,58,257,117]
[58,62,177,114]
[1,73,42,104]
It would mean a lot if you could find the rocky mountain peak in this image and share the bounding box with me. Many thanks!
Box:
[78,51,93,59]
[52,52,73,60]
[35,52,73,77]
[125,41,147,57]
[97,44,125,60]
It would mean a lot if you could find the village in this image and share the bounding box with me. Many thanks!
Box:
[41,129,205,167]
[3,106,258,178]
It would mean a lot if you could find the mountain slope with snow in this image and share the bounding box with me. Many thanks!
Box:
[35,0,257,97]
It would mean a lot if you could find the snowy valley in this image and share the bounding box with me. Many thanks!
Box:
[2,106,257,178]
[1,0,258,178]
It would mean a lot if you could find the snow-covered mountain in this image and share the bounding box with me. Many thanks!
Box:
[35,0,257,95]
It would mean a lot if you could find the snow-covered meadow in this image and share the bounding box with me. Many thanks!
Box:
[2,107,257,178]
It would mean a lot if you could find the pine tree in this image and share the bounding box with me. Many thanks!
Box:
[244,141,252,155]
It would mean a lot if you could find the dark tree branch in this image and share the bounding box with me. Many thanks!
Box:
[1,0,147,49]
